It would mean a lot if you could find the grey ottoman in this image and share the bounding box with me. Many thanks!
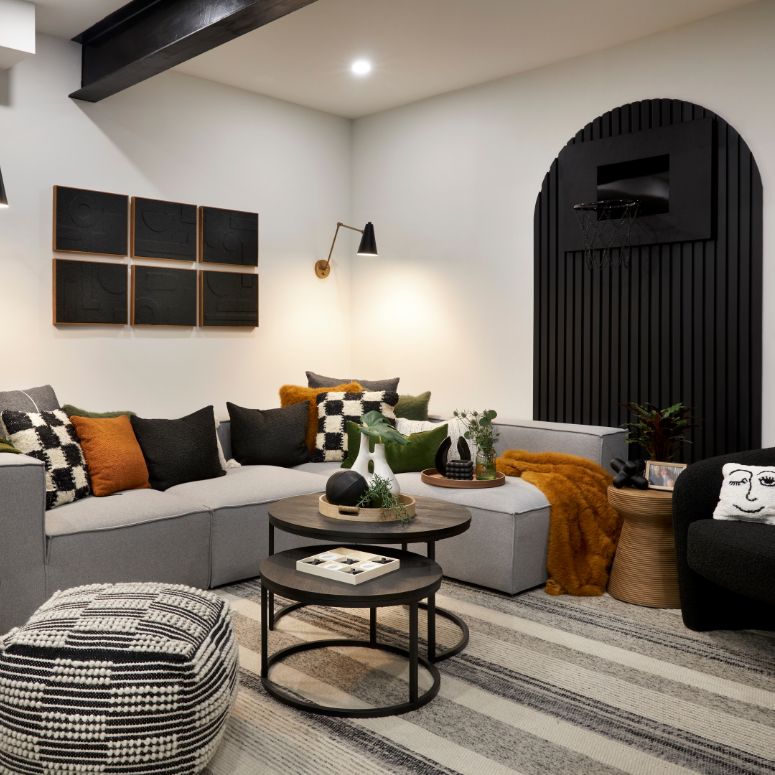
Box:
[0,583,237,774]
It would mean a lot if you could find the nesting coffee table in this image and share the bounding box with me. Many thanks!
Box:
[267,493,472,662]
[260,545,442,717]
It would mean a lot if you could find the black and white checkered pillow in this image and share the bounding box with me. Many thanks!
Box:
[1,409,90,509]
[313,390,398,462]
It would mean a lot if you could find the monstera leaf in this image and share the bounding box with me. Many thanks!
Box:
[358,410,408,446]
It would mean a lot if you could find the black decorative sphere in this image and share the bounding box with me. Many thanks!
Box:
[326,469,370,506]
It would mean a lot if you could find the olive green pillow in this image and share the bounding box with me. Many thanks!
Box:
[0,438,19,454]
[342,420,447,474]
[395,391,431,421]
[63,404,135,419]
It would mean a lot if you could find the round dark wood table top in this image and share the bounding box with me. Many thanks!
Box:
[259,545,443,607]
[268,492,471,543]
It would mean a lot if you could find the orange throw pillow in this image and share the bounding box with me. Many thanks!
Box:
[279,382,363,451]
[70,415,150,497]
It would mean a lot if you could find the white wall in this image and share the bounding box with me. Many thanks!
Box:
[0,34,354,418]
[351,0,775,441]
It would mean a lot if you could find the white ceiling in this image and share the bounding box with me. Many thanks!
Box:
[36,0,755,117]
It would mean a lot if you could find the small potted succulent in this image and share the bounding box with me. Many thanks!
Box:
[454,409,500,480]
[350,411,408,494]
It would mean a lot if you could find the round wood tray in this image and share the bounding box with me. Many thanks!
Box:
[420,469,506,489]
[318,494,416,522]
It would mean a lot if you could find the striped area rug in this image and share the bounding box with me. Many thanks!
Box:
[205,578,775,775]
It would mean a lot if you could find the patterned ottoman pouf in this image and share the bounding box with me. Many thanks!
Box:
[0,583,238,774]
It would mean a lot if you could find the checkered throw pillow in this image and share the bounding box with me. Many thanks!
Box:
[1,408,90,509]
[313,390,398,462]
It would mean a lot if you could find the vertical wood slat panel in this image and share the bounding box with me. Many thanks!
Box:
[533,99,763,461]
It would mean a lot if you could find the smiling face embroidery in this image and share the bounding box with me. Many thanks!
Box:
[714,463,775,525]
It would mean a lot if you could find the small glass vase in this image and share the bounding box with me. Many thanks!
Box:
[475,448,497,480]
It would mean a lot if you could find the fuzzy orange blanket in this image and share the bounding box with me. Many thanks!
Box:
[496,450,621,596]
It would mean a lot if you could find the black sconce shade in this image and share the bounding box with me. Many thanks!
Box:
[0,167,7,208]
[357,221,377,256]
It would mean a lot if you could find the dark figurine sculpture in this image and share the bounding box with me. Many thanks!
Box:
[457,437,472,461]
[610,458,649,489]
[434,436,452,477]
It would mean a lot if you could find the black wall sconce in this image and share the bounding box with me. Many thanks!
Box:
[315,221,377,278]
[0,167,7,208]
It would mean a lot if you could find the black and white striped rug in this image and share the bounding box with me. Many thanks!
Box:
[206,578,775,775]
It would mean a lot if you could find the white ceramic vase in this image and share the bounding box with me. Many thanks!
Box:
[350,437,400,495]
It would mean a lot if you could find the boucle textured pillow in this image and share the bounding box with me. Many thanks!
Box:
[70,414,150,497]
[313,390,398,462]
[279,382,362,451]
[1,408,90,509]
[713,463,775,525]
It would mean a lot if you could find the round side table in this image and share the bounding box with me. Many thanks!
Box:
[607,485,681,608]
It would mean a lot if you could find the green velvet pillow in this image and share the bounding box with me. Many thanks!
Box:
[62,404,135,419]
[0,438,19,454]
[395,391,431,421]
[342,420,447,474]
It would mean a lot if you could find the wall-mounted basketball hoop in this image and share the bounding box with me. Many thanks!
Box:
[572,199,639,270]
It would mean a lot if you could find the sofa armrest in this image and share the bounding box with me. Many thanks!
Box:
[0,454,47,633]
[493,418,627,468]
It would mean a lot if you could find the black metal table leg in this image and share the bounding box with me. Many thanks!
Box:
[268,524,275,630]
[370,608,377,646]
[419,540,469,663]
[409,602,418,703]
[261,584,268,678]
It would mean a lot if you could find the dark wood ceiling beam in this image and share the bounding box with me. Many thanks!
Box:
[70,0,317,102]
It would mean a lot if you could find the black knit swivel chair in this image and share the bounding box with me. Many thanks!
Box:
[672,447,775,631]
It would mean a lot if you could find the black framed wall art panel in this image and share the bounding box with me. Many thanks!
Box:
[131,266,197,326]
[53,259,128,325]
[533,99,762,461]
[131,198,197,261]
[199,206,258,266]
[53,186,128,256]
[199,270,258,327]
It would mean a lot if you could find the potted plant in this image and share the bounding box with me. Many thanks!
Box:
[453,409,500,480]
[357,474,411,525]
[622,401,693,462]
[350,411,408,494]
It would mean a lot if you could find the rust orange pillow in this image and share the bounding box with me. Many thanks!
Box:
[70,414,150,497]
[279,382,362,451]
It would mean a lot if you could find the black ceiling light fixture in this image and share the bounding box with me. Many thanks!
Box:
[0,166,7,208]
[315,221,378,278]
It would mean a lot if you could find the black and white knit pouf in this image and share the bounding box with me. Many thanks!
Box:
[0,583,238,774]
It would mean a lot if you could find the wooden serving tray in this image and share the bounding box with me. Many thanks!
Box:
[318,494,416,522]
[420,468,506,489]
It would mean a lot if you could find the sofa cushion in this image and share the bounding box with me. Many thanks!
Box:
[294,461,340,477]
[45,488,209,537]
[168,465,324,509]
[687,520,775,605]
[395,471,550,515]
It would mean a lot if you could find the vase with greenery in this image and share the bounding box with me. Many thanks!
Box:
[453,409,500,480]
[357,474,411,525]
[351,411,408,494]
[622,401,693,462]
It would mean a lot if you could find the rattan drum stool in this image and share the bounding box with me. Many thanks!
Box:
[607,486,680,608]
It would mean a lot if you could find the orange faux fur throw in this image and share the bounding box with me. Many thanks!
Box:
[496,450,621,596]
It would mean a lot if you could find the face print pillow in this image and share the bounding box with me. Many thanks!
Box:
[713,464,775,525]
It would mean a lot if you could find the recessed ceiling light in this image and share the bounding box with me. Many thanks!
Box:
[350,58,372,77]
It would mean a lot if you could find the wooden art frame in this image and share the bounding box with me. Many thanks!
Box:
[198,206,258,267]
[199,270,258,328]
[131,265,197,326]
[130,197,197,262]
[53,185,128,256]
[53,258,128,325]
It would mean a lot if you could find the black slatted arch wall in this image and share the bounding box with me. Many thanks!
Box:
[533,99,762,462]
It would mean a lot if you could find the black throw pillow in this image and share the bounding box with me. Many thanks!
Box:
[226,401,309,467]
[130,406,225,491]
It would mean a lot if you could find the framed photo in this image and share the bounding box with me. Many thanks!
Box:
[645,460,687,491]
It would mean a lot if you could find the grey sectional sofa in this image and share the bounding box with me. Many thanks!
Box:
[0,416,625,633]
